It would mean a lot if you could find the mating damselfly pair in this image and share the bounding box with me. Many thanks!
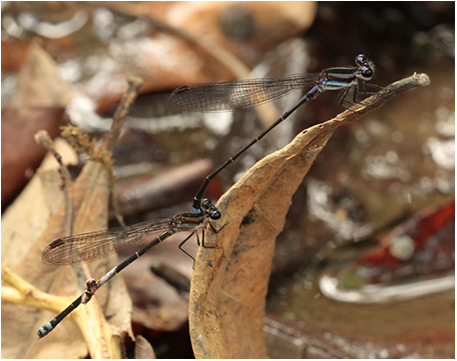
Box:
[38,54,376,337]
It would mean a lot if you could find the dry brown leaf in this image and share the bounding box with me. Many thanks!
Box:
[97,2,316,101]
[1,139,77,267]
[3,42,70,204]
[190,121,338,358]
[1,108,64,203]
[2,78,143,358]
[1,157,131,358]
[134,335,156,359]
[189,73,431,358]
[10,43,72,108]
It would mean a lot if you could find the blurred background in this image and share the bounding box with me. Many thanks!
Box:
[2,1,454,358]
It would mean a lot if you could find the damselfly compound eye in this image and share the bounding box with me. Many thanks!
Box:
[355,54,369,66]
[361,66,374,80]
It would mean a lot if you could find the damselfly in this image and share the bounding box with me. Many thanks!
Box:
[168,54,376,214]
[37,199,220,338]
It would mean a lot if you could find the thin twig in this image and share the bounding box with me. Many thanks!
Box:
[102,76,143,227]
[102,76,143,152]
[34,130,74,236]
[34,131,96,287]
[1,265,113,358]
[337,73,430,121]
[1,265,72,316]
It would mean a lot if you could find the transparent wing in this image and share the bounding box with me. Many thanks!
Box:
[168,74,319,112]
[42,218,173,265]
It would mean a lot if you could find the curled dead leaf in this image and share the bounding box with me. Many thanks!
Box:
[189,73,430,358]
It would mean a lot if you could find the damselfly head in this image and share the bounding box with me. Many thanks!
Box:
[200,198,221,220]
[355,54,374,81]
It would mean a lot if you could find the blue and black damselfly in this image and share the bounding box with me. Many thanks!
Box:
[168,54,375,214]
[37,200,220,338]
